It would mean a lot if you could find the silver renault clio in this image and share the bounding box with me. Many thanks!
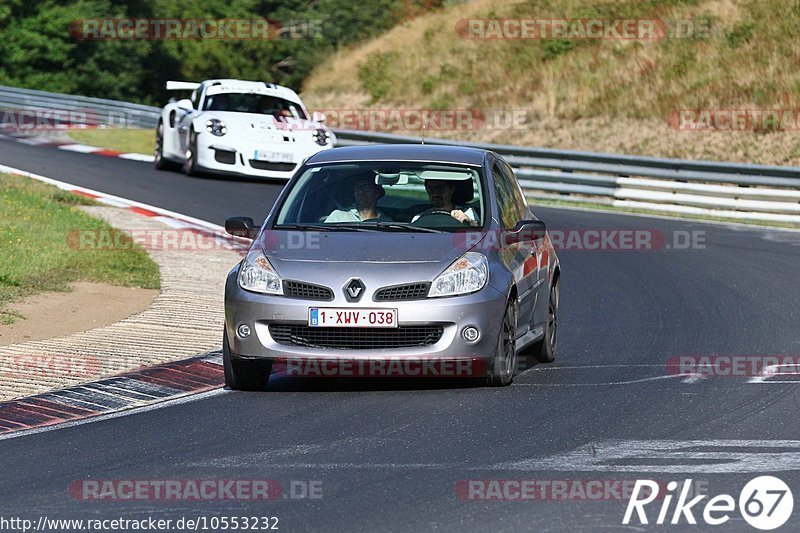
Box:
[223,144,560,389]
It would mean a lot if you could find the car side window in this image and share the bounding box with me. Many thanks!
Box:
[501,161,529,221]
[492,162,522,230]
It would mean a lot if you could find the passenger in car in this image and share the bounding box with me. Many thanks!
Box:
[324,175,392,222]
[412,179,479,225]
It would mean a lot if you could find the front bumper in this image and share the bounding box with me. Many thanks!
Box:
[225,276,508,364]
[196,140,329,179]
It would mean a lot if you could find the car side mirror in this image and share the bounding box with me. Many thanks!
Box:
[312,111,326,123]
[504,220,546,245]
[225,216,258,239]
[176,99,194,111]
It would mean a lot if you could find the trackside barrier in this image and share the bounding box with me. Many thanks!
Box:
[1,85,799,223]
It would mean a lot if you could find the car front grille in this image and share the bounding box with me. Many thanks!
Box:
[248,160,296,172]
[283,281,334,301]
[268,325,444,349]
[373,283,430,301]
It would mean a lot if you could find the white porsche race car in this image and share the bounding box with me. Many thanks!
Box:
[155,79,335,179]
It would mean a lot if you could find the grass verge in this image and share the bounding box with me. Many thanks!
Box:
[67,128,154,155]
[0,173,160,324]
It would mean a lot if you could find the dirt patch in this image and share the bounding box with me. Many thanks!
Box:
[0,282,158,346]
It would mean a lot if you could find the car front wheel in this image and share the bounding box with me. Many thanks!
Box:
[183,129,200,176]
[154,122,179,171]
[488,299,517,387]
[223,329,272,391]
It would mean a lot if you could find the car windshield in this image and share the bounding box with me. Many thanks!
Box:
[202,92,308,119]
[274,162,486,232]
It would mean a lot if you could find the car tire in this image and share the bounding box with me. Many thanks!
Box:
[183,129,200,176]
[488,299,517,387]
[223,329,272,391]
[154,121,179,171]
[529,279,559,364]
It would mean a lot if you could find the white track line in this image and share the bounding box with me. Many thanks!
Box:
[0,163,226,233]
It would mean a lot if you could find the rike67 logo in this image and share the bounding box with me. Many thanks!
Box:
[623,476,793,530]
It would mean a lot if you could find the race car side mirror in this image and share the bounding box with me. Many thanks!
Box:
[225,216,257,239]
[176,99,194,111]
[312,111,326,123]
[504,220,546,245]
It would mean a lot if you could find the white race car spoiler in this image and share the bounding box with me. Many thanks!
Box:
[166,81,201,91]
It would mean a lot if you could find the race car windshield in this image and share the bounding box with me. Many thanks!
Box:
[274,162,486,232]
[203,92,308,119]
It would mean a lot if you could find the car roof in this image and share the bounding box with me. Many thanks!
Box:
[306,144,488,166]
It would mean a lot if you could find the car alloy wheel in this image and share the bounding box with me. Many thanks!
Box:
[184,129,199,176]
[488,300,517,386]
[154,122,179,171]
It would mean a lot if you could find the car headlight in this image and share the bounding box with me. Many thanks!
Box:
[238,249,282,295]
[312,128,332,146]
[206,119,227,136]
[428,252,488,298]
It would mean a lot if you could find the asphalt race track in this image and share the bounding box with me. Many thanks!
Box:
[2,137,800,531]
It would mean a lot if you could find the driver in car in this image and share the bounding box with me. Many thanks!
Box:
[325,175,391,222]
[412,179,478,225]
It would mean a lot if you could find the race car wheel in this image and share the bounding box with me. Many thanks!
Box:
[223,329,272,391]
[154,122,179,171]
[488,299,517,387]
[184,129,200,176]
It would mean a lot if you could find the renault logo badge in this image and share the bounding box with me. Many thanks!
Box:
[344,278,365,302]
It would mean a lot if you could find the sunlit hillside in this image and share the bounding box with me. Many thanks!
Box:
[302,0,800,164]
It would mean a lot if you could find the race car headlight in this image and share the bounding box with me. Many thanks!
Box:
[238,250,282,295]
[312,128,332,146]
[428,252,488,297]
[206,119,227,137]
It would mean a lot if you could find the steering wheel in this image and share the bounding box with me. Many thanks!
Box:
[412,209,468,228]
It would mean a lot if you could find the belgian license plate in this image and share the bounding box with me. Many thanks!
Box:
[308,308,398,328]
[253,150,294,162]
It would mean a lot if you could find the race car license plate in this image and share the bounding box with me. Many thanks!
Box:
[308,308,397,328]
[253,150,294,163]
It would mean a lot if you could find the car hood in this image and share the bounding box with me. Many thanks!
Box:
[255,231,483,285]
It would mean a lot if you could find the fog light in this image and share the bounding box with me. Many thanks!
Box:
[462,326,480,342]
[237,324,251,338]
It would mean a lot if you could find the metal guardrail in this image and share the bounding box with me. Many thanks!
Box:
[333,129,800,224]
[1,85,799,223]
[0,85,160,129]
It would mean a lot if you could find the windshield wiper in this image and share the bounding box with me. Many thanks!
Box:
[273,223,366,232]
[367,222,444,233]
